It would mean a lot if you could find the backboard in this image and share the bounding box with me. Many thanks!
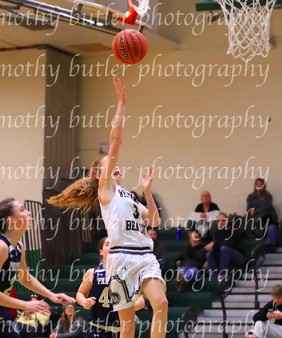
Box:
[73,0,151,31]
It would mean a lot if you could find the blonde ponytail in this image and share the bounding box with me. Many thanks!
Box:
[48,157,104,213]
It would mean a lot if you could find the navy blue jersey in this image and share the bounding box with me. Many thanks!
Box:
[88,264,119,333]
[0,234,21,321]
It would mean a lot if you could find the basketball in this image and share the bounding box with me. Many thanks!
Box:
[112,29,147,64]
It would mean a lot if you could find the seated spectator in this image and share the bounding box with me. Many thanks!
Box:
[15,310,37,337]
[251,284,282,338]
[15,294,50,337]
[245,178,279,251]
[245,330,256,338]
[187,191,220,244]
[175,231,207,292]
[49,303,85,338]
[148,228,167,276]
[205,212,246,279]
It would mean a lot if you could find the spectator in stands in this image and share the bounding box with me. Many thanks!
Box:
[245,178,279,252]
[15,294,50,337]
[245,330,256,338]
[175,231,207,292]
[187,191,220,245]
[148,228,167,276]
[130,191,141,202]
[250,284,282,338]
[205,212,246,279]
[49,303,85,338]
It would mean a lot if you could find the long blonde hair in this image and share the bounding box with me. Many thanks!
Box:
[47,157,104,213]
[59,303,83,329]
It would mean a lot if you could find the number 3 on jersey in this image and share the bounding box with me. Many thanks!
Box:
[133,204,140,219]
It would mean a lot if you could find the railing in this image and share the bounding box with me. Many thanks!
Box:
[23,200,43,253]
[179,306,198,338]
[218,273,234,338]
[41,188,84,269]
[216,243,268,338]
[14,200,45,292]
[250,243,268,309]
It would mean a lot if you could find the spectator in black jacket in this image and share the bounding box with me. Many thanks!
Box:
[205,212,246,279]
[245,178,279,251]
[250,284,282,338]
[175,231,207,292]
[187,191,220,245]
[148,228,167,276]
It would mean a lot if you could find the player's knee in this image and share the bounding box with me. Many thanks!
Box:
[151,295,168,311]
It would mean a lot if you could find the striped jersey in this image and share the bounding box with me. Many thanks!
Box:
[99,185,153,252]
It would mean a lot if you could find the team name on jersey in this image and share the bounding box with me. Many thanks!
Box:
[125,220,140,231]
[97,277,107,285]
[9,262,20,271]
[118,188,138,203]
[125,220,147,235]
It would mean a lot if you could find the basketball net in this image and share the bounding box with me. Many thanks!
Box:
[215,0,277,62]
[128,0,150,17]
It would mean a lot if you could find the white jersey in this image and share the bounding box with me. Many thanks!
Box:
[99,185,153,252]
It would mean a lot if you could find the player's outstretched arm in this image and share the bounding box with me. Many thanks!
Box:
[17,243,75,306]
[99,77,126,206]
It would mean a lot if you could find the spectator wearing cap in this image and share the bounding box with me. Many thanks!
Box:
[250,284,282,338]
[245,330,256,338]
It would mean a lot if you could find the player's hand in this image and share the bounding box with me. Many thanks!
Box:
[200,212,206,218]
[83,297,96,309]
[24,300,50,316]
[113,77,126,105]
[142,166,154,193]
[49,293,76,305]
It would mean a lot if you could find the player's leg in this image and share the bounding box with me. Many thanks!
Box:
[141,278,168,338]
[118,306,135,338]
